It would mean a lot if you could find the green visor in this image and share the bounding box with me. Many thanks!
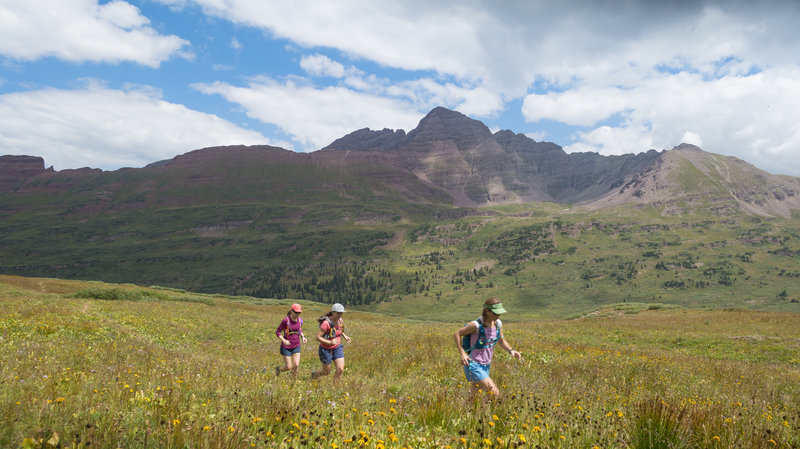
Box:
[484,302,508,314]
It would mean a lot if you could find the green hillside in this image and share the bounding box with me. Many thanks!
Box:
[2,144,800,320]
[2,198,799,320]
[1,277,798,448]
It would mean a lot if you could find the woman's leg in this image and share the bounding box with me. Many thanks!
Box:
[312,347,332,379]
[290,352,301,375]
[332,358,345,382]
[313,362,331,378]
[473,376,499,396]
[275,353,292,375]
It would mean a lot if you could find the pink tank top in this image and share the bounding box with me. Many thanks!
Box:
[468,320,499,365]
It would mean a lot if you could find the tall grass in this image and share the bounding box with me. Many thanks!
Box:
[1,277,798,448]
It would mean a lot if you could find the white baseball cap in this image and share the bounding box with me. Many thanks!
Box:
[331,303,345,313]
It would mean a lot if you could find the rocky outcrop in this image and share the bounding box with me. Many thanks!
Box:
[0,155,52,191]
[324,128,406,152]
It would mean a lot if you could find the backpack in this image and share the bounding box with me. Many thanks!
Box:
[322,316,342,340]
[461,317,502,355]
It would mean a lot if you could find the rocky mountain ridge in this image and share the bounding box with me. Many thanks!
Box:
[3,107,800,217]
[323,107,666,205]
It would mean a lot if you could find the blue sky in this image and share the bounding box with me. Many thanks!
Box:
[2,0,800,177]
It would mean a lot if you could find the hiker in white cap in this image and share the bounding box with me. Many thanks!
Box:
[311,303,351,382]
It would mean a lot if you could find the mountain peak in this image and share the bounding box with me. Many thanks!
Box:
[407,106,492,146]
[425,106,468,119]
[672,143,704,152]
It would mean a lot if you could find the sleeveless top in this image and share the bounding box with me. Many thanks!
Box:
[467,319,500,365]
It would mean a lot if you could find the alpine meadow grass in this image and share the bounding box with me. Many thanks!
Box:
[1,275,798,448]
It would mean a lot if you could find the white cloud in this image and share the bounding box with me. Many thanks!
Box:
[300,54,347,78]
[0,0,189,66]
[522,88,631,127]
[533,68,800,176]
[680,132,703,148]
[524,131,550,142]
[565,125,654,156]
[178,1,490,82]
[192,77,422,151]
[96,0,148,29]
[298,53,506,117]
[299,54,372,92]
[195,50,509,150]
[386,79,504,118]
[0,82,270,170]
[164,1,800,95]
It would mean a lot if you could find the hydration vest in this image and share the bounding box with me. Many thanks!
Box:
[322,317,343,340]
[283,317,303,338]
[461,317,502,355]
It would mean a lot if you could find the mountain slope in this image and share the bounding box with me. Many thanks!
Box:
[584,144,800,217]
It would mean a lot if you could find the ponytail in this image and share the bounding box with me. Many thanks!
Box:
[317,311,334,324]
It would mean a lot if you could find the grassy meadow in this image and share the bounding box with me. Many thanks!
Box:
[2,275,799,448]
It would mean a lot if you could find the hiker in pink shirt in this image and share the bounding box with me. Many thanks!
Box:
[455,297,521,397]
[311,303,351,382]
[275,303,307,376]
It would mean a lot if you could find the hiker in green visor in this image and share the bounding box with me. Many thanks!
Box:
[455,297,521,397]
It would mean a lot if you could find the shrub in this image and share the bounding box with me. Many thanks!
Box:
[629,398,691,449]
[74,287,169,302]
